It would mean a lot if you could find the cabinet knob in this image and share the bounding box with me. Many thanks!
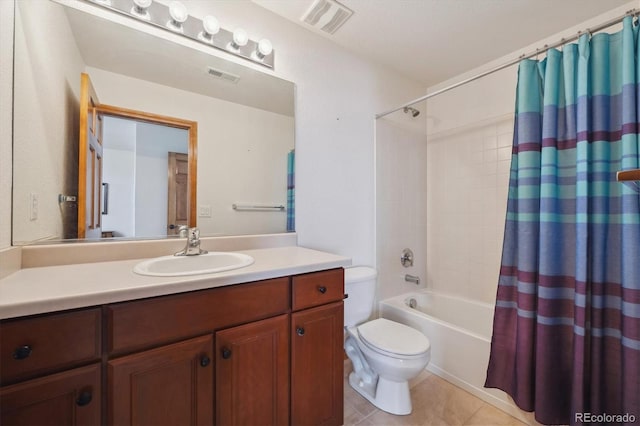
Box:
[296,327,305,336]
[12,345,32,360]
[200,355,211,367]
[76,390,93,407]
[317,286,327,294]
[221,348,232,359]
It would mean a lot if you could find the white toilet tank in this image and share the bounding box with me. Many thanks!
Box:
[344,266,377,327]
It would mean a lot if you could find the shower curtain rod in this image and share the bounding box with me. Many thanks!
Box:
[376,8,639,119]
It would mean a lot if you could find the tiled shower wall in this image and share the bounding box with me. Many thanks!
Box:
[375,67,517,307]
[426,116,513,304]
[375,113,428,304]
[426,67,517,305]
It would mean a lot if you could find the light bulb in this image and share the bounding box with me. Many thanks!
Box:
[232,28,248,48]
[131,0,151,19]
[133,0,152,8]
[256,39,273,58]
[169,1,188,24]
[202,15,220,36]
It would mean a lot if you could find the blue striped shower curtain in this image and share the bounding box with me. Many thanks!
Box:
[485,17,640,425]
[287,149,295,232]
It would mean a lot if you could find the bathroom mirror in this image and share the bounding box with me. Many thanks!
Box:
[12,0,295,245]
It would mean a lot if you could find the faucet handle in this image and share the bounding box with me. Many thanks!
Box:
[189,227,200,239]
[178,225,189,238]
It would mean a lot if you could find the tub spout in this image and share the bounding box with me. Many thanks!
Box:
[405,274,420,285]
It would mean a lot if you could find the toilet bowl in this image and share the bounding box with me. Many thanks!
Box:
[344,267,431,415]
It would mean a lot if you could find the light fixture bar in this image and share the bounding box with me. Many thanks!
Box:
[84,0,275,68]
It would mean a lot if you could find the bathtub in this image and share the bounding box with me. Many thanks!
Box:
[379,290,527,421]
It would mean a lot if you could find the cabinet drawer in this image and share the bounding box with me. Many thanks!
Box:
[1,363,102,426]
[0,308,102,386]
[292,268,344,311]
[107,277,290,355]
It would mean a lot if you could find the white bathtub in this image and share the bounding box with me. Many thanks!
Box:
[379,290,528,421]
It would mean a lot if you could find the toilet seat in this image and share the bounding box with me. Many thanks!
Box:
[357,318,430,359]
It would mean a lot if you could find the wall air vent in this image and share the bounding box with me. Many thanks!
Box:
[207,67,240,84]
[301,0,354,35]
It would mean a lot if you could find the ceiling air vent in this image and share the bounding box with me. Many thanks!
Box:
[301,0,354,35]
[207,67,240,84]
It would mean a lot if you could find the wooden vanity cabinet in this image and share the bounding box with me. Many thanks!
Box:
[0,268,345,426]
[0,308,102,386]
[291,268,345,426]
[0,308,102,426]
[0,363,101,426]
[216,314,290,425]
[108,335,214,426]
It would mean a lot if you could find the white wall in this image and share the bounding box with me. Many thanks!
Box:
[135,154,168,237]
[11,0,85,244]
[0,0,14,249]
[102,117,137,237]
[102,148,136,237]
[134,123,188,237]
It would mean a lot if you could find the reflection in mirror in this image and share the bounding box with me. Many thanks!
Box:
[101,117,189,239]
[12,0,295,245]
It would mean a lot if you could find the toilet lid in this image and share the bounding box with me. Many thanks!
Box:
[357,318,430,356]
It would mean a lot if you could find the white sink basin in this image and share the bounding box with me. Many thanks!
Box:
[133,252,254,277]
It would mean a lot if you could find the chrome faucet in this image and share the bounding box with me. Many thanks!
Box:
[175,227,208,256]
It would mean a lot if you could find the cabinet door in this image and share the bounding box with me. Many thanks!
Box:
[0,363,101,426]
[216,314,289,426]
[108,334,213,426]
[291,302,344,426]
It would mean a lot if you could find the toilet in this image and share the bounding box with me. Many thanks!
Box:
[344,266,431,415]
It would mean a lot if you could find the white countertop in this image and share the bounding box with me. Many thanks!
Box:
[0,246,351,320]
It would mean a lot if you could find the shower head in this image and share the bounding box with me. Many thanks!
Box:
[403,106,420,118]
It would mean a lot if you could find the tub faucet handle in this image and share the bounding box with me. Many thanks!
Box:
[401,248,414,267]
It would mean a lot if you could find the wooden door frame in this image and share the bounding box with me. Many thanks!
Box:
[78,73,100,239]
[95,104,198,228]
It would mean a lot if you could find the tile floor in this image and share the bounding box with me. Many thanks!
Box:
[343,363,529,426]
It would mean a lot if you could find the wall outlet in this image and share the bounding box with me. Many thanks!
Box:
[29,193,38,221]
[198,205,212,217]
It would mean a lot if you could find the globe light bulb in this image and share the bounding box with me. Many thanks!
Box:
[169,1,188,24]
[131,0,152,19]
[232,28,248,47]
[257,39,273,58]
[202,15,220,36]
[133,0,152,8]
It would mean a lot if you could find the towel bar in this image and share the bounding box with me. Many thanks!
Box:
[232,204,285,211]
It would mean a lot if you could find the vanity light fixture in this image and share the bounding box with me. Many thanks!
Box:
[167,1,188,32]
[82,0,275,68]
[131,0,151,20]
